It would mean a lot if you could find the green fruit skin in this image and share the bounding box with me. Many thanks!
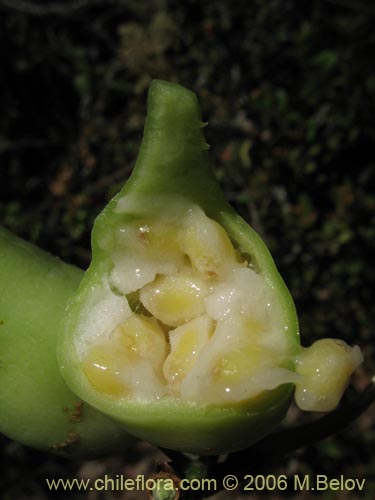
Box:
[0,226,134,458]
[60,80,300,455]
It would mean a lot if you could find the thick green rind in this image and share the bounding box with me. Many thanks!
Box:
[0,226,134,458]
[60,80,300,454]
[103,386,294,455]
[58,346,293,454]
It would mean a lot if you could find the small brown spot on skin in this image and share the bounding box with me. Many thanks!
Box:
[66,401,84,422]
[0,320,4,325]
[52,431,80,449]
[66,432,80,444]
[70,401,83,421]
[69,416,81,422]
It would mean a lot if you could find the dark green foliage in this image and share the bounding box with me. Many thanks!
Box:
[0,0,374,498]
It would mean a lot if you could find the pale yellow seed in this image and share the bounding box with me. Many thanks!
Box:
[83,344,128,397]
[140,274,207,327]
[210,344,277,387]
[183,209,237,277]
[163,316,213,387]
[116,314,168,370]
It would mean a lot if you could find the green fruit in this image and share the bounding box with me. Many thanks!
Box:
[0,226,134,458]
[59,80,361,455]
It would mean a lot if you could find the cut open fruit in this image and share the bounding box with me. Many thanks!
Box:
[59,80,362,454]
[77,205,361,409]
[80,206,297,404]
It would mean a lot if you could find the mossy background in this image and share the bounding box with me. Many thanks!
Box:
[0,0,374,498]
